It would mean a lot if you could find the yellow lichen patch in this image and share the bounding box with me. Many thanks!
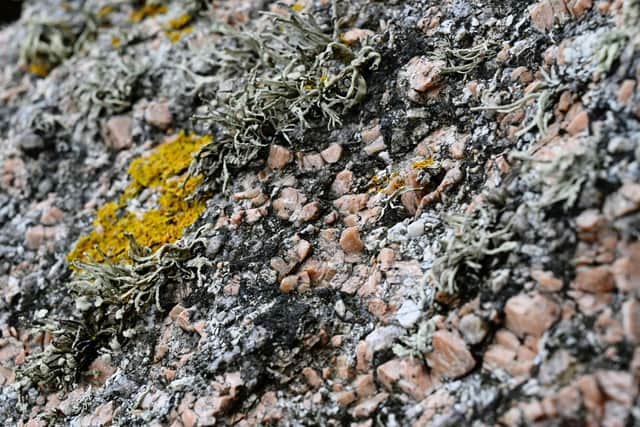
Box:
[28,62,50,77]
[165,27,192,44]
[168,13,191,30]
[67,132,211,264]
[98,5,113,18]
[130,3,167,23]
[411,158,435,170]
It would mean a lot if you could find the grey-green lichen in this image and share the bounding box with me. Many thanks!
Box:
[187,1,381,191]
[73,55,148,119]
[18,230,211,391]
[471,69,565,137]
[425,210,517,303]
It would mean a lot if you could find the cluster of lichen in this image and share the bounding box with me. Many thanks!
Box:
[434,40,497,76]
[426,209,517,303]
[21,132,212,390]
[186,2,381,191]
[472,69,565,137]
[73,55,148,119]
[368,158,435,193]
[20,8,96,77]
[20,229,210,391]
[67,132,210,265]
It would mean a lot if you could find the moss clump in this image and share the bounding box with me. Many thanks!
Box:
[67,132,211,264]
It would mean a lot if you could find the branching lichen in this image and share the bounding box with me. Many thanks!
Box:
[186,2,380,191]
[19,230,210,390]
[471,69,564,137]
[19,1,111,77]
[525,138,600,210]
[73,55,148,118]
[425,210,517,303]
[435,40,497,76]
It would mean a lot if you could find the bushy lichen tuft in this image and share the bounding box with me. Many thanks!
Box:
[20,230,211,391]
[185,2,380,191]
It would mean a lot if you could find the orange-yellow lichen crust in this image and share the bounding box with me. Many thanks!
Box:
[67,132,211,264]
[130,3,167,22]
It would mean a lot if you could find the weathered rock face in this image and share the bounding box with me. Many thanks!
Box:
[1,0,639,426]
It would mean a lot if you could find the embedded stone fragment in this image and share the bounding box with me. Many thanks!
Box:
[458,314,488,345]
[419,167,463,208]
[504,292,559,338]
[426,330,475,379]
[272,187,306,220]
[333,390,357,407]
[40,206,64,225]
[567,0,593,18]
[302,367,323,389]
[353,374,376,398]
[595,370,638,405]
[577,375,605,421]
[87,356,116,386]
[573,266,615,293]
[340,227,364,254]
[280,275,298,293]
[617,79,636,105]
[622,299,640,343]
[612,242,640,291]
[298,201,321,222]
[603,182,640,219]
[245,207,267,224]
[350,392,388,419]
[333,194,367,214]
[363,138,387,155]
[361,125,381,144]
[566,111,589,135]
[376,357,431,400]
[359,326,404,370]
[25,225,57,250]
[103,115,133,150]
[341,28,374,44]
[531,270,564,292]
[575,209,602,232]
[406,56,445,93]
[144,101,172,130]
[294,239,312,262]
[299,152,325,171]
[320,143,343,163]
[267,144,293,170]
[270,257,295,279]
[77,401,114,427]
[378,248,395,272]
[530,0,569,31]
[331,170,353,195]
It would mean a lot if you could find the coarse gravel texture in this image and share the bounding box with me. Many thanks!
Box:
[1,0,640,426]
